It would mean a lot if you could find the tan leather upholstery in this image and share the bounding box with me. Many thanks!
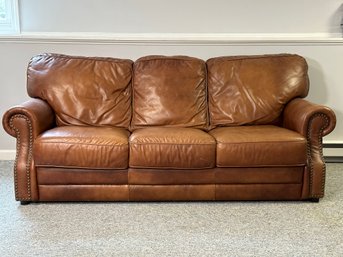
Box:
[38,168,128,185]
[34,126,130,169]
[216,184,302,200]
[214,167,303,184]
[209,125,307,167]
[27,54,133,128]
[129,167,303,185]
[283,98,336,137]
[129,185,215,201]
[131,56,208,129]
[129,168,215,184]
[283,98,336,198]
[39,185,129,201]
[2,53,337,203]
[2,98,55,201]
[129,127,216,169]
[207,54,309,128]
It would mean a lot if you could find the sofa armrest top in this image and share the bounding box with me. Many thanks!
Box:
[283,98,336,137]
[2,98,55,138]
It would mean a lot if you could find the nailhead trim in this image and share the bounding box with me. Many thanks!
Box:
[9,114,33,201]
[306,113,329,198]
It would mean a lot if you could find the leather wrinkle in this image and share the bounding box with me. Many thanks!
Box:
[131,56,208,129]
[207,54,309,127]
[27,53,133,128]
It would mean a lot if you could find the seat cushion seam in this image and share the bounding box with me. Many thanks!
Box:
[130,142,215,146]
[216,140,306,145]
[35,141,128,147]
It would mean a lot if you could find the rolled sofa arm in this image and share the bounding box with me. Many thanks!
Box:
[2,98,55,202]
[283,98,336,199]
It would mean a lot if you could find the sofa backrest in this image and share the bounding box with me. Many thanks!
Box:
[27,53,133,128]
[27,53,310,131]
[207,54,309,128]
[131,56,208,130]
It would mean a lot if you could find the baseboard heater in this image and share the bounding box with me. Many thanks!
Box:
[323,143,343,163]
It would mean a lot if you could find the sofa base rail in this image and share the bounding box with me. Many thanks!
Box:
[20,198,321,205]
[32,183,309,202]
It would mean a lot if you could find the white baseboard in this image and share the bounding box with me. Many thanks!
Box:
[323,148,343,157]
[0,150,16,160]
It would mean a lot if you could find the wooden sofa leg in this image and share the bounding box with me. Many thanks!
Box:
[20,201,31,205]
[309,198,320,203]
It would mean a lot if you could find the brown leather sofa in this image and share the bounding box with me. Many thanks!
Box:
[2,53,336,204]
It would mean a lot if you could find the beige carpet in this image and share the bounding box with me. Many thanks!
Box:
[0,160,342,257]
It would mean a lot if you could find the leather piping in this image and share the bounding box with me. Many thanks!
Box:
[307,113,329,198]
[10,114,33,201]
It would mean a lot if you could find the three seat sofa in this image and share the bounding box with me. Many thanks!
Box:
[2,53,336,204]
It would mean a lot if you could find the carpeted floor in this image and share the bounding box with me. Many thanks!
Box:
[0,161,342,257]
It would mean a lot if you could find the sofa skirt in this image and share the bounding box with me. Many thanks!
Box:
[36,166,307,201]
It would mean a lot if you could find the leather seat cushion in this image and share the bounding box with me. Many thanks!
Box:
[34,126,130,169]
[129,128,216,169]
[209,125,307,167]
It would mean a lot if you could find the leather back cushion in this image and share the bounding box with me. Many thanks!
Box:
[131,56,208,130]
[27,53,133,128]
[207,54,309,127]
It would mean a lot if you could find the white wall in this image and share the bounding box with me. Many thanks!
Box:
[19,0,343,35]
[0,0,342,158]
